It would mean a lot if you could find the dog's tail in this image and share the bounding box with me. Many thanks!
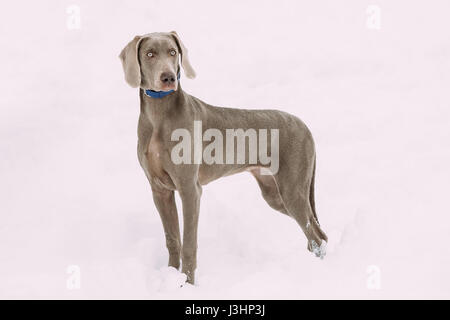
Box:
[310,156,320,226]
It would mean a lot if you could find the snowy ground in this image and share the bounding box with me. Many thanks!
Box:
[1,0,450,299]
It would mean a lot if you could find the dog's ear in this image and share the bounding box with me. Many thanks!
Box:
[170,31,196,79]
[119,35,143,88]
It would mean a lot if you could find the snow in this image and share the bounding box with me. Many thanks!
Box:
[310,240,327,260]
[1,0,450,299]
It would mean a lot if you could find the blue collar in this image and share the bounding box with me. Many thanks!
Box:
[144,73,181,99]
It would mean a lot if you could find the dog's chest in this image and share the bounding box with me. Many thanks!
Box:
[145,133,175,189]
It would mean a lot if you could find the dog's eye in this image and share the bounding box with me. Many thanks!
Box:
[147,52,153,57]
[170,50,176,56]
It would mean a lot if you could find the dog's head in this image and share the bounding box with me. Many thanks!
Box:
[119,31,196,91]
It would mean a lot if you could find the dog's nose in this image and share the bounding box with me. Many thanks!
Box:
[160,72,176,85]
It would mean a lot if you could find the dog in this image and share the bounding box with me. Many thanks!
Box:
[119,31,327,284]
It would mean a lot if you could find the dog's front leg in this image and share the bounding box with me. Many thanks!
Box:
[178,182,202,284]
[151,185,181,270]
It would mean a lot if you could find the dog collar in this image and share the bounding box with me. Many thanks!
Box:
[144,73,181,99]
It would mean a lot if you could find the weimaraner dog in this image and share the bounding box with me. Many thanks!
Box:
[120,31,327,284]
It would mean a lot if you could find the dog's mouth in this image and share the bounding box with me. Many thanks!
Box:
[151,81,177,92]
[160,83,177,91]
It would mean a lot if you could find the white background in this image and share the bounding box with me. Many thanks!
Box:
[0,0,449,298]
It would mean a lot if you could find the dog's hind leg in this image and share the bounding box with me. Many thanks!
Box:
[274,165,328,259]
[250,168,288,215]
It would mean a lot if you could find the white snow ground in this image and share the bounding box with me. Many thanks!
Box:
[1,0,450,299]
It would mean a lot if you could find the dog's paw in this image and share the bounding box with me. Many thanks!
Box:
[310,240,327,260]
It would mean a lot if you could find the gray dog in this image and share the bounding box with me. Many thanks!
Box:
[120,31,327,284]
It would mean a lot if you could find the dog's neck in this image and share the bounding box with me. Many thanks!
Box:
[139,85,187,127]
